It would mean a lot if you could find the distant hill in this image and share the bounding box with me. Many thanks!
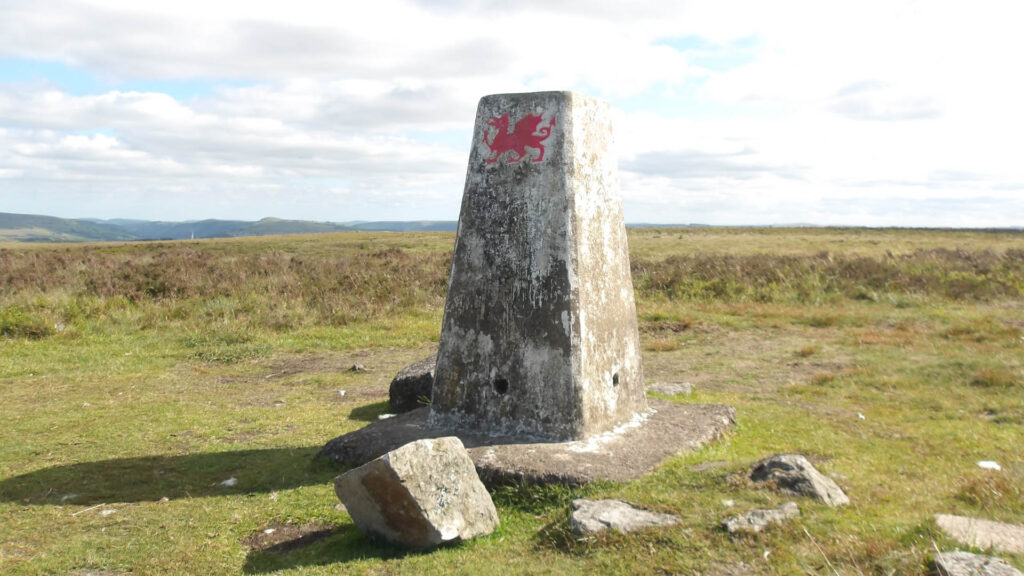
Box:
[0,212,136,242]
[235,218,352,236]
[346,221,458,232]
[104,217,352,240]
[0,212,455,242]
[102,218,254,240]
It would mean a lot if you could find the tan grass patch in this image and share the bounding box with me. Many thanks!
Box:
[970,368,1021,388]
[644,337,681,352]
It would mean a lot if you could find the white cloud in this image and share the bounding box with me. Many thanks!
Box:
[0,0,1022,225]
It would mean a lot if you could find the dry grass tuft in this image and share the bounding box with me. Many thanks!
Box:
[970,368,1021,389]
[956,472,1024,515]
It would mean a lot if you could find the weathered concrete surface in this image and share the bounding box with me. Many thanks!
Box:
[388,354,436,413]
[934,551,1024,576]
[319,399,735,485]
[430,91,646,441]
[722,502,800,534]
[750,454,849,507]
[936,514,1024,554]
[570,499,678,535]
[647,382,693,396]
[333,437,498,549]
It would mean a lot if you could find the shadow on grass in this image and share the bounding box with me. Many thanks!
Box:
[241,525,429,574]
[348,400,392,422]
[0,446,345,506]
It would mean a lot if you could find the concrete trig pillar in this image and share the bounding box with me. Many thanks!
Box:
[429,91,646,441]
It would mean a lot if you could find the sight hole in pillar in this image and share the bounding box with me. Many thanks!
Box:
[494,377,510,395]
[612,372,620,387]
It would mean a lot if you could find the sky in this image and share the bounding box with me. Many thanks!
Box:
[1,1,1022,227]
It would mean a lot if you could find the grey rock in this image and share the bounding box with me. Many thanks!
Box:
[936,515,1024,555]
[334,437,498,549]
[647,382,693,396]
[750,454,849,507]
[934,551,1023,576]
[388,354,436,413]
[722,501,800,534]
[570,498,678,535]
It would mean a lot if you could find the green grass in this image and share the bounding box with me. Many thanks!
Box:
[1,228,1023,575]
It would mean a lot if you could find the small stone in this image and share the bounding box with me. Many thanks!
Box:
[935,515,1024,554]
[978,460,1002,471]
[349,364,366,372]
[219,477,238,487]
[722,502,800,534]
[646,382,693,396]
[100,509,116,516]
[934,551,1023,576]
[334,437,498,549]
[570,499,678,535]
[750,454,849,507]
[388,354,436,413]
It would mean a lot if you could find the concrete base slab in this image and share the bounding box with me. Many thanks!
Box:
[318,400,735,485]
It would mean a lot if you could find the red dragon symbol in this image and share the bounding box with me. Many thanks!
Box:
[483,112,556,164]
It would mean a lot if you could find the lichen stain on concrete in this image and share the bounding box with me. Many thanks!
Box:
[429,91,645,442]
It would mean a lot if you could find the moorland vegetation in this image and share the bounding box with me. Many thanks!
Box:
[1,228,1022,574]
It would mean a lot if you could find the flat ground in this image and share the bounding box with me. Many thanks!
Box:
[1,228,1022,575]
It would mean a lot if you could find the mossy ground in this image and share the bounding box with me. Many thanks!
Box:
[1,228,1022,575]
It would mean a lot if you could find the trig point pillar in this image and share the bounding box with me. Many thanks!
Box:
[429,91,647,441]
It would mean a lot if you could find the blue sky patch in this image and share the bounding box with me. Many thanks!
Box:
[655,35,759,72]
[0,58,247,100]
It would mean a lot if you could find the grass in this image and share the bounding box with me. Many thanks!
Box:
[1,227,1023,575]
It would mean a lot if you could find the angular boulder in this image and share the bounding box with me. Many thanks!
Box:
[750,454,849,507]
[334,436,498,549]
[388,354,436,413]
[722,502,800,534]
[934,551,1023,576]
[570,498,678,535]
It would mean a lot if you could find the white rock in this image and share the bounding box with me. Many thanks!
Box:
[934,551,1023,576]
[978,460,1002,471]
[334,437,499,549]
[570,499,678,535]
[722,502,800,534]
[220,477,238,487]
[935,515,1024,554]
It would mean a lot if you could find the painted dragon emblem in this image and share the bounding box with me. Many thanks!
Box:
[483,112,556,164]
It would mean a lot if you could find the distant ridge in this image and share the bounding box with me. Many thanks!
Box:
[0,212,459,242]
[0,212,135,242]
[346,221,458,232]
